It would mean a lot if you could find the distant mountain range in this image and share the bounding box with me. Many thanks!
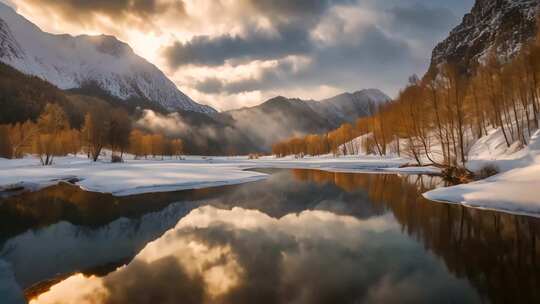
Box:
[4,0,537,155]
[311,89,391,124]
[0,2,215,114]
[224,89,390,149]
[0,2,395,154]
[0,54,388,154]
[1,0,539,154]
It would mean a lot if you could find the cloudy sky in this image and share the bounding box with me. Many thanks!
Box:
[3,0,473,111]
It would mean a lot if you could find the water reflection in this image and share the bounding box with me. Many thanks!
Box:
[0,169,539,303]
[0,184,236,242]
[1,202,199,290]
[30,207,480,304]
[289,170,540,304]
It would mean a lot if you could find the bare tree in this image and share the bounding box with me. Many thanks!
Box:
[82,104,110,162]
[109,108,132,161]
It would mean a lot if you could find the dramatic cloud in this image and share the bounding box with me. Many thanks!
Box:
[7,0,474,110]
[162,0,356,68]
[244,0,353,19]
[388,3,457,33]
[188,25,416,100]
[14,0,186,28]
[163,25,313,67]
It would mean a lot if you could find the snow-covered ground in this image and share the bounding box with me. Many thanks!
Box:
[424,129,540,218]
[0,156,265,196]
[3,127,538,218]
[0,154,415,197]
[249,154,410,172]
[332,125,540,217]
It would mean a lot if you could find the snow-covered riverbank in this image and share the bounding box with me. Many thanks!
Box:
[3,132,539,219]
[424,129,540,218]
[0,157,265,197]
[0,154,415,197]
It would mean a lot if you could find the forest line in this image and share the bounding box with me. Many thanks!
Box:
[273,32,540,169]
[0,103,183,165]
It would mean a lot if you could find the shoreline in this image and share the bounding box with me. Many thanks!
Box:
[0,155,437,198]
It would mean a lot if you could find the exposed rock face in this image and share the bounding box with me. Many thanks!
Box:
[430,0,539,72]
[0,18,23,61]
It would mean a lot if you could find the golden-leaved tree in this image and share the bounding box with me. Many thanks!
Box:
[34,103,70,165]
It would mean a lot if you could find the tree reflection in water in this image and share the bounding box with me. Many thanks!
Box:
[1,169,539,303]
[291,169,540,304]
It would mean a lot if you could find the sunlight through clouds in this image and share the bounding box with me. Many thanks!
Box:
[6,0,472,110]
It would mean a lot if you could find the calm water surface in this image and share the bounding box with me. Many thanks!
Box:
[1,169,539,304]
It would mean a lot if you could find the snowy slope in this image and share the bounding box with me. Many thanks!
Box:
[424,129,540,217]
[0,3,215,114]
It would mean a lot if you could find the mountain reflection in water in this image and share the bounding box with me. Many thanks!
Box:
[0,169,539,304]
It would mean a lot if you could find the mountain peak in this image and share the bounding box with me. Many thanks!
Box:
[322,89,390,103]
[0,3,216,114]
[81,34,134,58]
[352,88,391,102]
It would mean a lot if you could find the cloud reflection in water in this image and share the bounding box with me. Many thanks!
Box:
[31,206,479,304]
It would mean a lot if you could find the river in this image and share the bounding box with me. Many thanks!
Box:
[1,169,539,303]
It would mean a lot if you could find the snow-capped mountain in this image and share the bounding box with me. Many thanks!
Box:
[0,3,215,114]
[224,89,390,149]
[312,89,391,125]
[430,0,539,71]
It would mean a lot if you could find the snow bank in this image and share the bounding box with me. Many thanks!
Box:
[424,130,540,217]
[0,154,427,197]
[466,128,531,172]
[0,157,267,196]
[251,154,408,172]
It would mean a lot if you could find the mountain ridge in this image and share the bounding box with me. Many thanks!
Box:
[0,2,215,114]
[0,2,393,154]
[429,0,539,73]
[229,89,389,117]
[223,89,390,149]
